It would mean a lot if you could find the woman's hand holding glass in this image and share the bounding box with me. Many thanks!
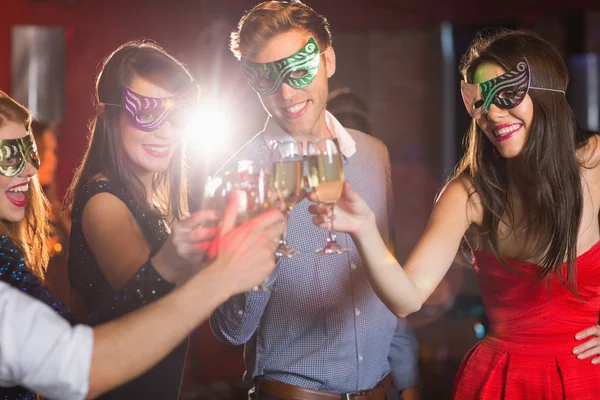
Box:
[308,181,376,239]
[151,209,222,284]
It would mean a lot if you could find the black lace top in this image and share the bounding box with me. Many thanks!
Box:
[68,180,186,400]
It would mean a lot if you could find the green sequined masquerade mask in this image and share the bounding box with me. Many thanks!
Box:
[0,134,39,177]
[241,38,321,96]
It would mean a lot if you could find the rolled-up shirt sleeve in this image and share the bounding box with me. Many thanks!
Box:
[388,317,421,391]
[0,282,93,400]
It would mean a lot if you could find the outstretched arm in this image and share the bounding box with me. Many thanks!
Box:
[309,178,477,317]
[90,194,282,397]
[86,264,234,398]
[1,194,283,400]
[0,263,261,400]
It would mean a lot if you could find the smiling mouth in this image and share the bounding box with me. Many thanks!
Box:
[5,182,28,208]
[494,123,521,137]
[284,101,307,113]
[142,144,170,158]
[493,123,522,141]
[282,100,309,118]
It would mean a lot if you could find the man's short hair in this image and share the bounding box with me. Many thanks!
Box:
[230,0,332,61]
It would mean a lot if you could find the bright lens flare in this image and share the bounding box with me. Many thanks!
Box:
[184,104,231,158]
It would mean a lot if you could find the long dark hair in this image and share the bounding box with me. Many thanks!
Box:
[66,40,197,225]
[455,30,596,290]
[0,92,50,279]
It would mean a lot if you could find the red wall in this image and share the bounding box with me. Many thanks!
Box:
[1,0,221,195]
[2,0,599,195]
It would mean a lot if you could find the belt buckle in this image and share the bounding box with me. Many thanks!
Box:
[343,394,352,400]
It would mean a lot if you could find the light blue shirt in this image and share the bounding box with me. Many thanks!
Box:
[210,114,420,393]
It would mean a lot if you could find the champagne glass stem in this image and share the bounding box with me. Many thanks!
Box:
[279,210,290,246]
[326,204,337,245]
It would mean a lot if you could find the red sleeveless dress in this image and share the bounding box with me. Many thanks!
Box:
[452,242,600,399]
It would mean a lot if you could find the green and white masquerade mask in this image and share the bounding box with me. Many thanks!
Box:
[460,59,565,119]
[241,38,321,96]
[0,134,39,177]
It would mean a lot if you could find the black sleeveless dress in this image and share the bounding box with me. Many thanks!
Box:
[68,180,187,400]
[0,235,73,400]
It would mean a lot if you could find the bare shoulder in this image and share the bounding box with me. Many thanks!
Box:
[437,176,483,227]
[82,192,135,228]
[81,191,150,289]
[81,191,145,248]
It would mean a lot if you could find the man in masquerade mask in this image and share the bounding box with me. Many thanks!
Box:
[209,1,421,400]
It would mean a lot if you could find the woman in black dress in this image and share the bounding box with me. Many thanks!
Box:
[66,41,210,399]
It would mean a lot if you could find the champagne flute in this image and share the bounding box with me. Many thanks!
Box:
[201,173,236,227]
[203,162,276,225]
[307,138,349,255]
[201,162,278,291]
[270,141,303,258]
[236,160,278,291]
[236,161,277,221]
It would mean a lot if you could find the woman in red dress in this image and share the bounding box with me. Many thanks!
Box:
[309,30,600,399]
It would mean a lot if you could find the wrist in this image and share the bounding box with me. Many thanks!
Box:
[200,259,238,300]
[150,249,177,284]
[354,211,378,241]
[171,265,236,325]
[186,262,235,304]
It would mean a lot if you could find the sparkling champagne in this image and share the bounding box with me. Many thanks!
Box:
[273,160,303,212]
[307,154,344,205]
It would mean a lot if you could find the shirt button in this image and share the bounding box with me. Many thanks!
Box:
[238,310,244,316]
[358,355,363,362]
[350,262,357,270]
[355,308,361,316]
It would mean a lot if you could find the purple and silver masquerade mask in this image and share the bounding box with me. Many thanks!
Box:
[460,59,565,119]
[104,86,197,132]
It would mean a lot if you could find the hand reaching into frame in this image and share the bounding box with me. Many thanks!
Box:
[205,190,285,294]
[307,181,375,237]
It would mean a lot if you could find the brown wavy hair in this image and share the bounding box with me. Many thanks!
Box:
[0,92,50,280]
[455,30,597,290]
[230,0,332,60]
[66,40,197,225]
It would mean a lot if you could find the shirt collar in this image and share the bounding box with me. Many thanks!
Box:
[262,110,357,158]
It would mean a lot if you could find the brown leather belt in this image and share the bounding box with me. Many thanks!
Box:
[256,374,392,400]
